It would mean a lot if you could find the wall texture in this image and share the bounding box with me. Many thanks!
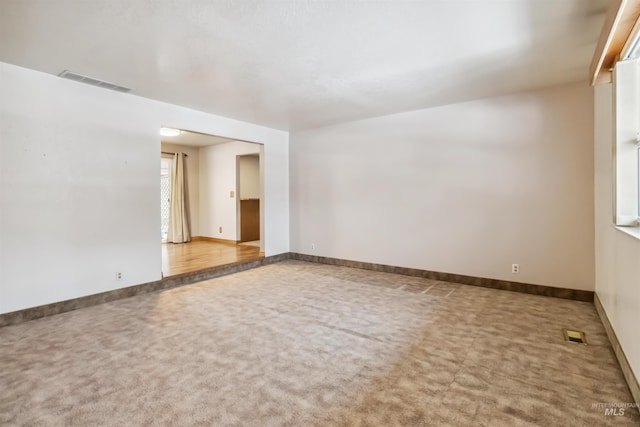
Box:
[594,83,640,384]
[199,141,260,241]
[0,62,289,314]
[161,142,200,236]
[290,83,595,290]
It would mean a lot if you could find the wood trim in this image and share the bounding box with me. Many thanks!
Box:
[290,253,594,302]
[191,236,239,245]
[594,294,640,405]
[590,0,640,86]
[590,0,624,85]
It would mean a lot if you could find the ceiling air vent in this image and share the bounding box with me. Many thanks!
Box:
[57,70,131,93]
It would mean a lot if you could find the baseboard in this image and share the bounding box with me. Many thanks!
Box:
[191,236,239,245]
[289,253,594,302]
[594,294,640,405]
[0,252,290,328]
[0,252,594,327]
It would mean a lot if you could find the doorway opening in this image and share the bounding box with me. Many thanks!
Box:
[237,154,261,247]
[160,128,264,278]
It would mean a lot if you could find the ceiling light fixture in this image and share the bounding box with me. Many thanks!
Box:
[160,127,181,137]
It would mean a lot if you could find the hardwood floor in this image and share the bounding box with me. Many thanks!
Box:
[162,240,262,277]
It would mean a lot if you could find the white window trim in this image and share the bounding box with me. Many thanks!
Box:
[613,60,640,227]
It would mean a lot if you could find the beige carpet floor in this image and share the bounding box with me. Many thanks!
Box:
[1,260,638,426]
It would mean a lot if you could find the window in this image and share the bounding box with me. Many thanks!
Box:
[613,59,640,227]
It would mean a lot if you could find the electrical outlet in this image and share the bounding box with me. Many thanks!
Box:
[311,243,316,250]
[511,264,520,274]
[219,226,222,233]
[115,272,123,281]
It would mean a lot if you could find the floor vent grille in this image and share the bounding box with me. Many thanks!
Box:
[562,328,587,345]
[58,70,131,93]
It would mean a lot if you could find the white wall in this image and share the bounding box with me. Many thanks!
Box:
[239,155,260,199]
[594,83,640,383]
[0,62,289,314]
[290,83,595,291]
[199,141,260,241]
[161,142,200,236]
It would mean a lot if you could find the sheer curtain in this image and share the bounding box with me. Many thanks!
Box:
[167,152,191,243]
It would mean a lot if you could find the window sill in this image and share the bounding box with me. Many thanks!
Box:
[615,225,640,240]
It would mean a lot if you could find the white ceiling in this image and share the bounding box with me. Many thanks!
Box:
[0,0,607,131]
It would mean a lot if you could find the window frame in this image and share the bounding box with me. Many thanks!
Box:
[612,59,640,228]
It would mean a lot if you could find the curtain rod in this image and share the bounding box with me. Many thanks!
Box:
[162,151,188,157]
